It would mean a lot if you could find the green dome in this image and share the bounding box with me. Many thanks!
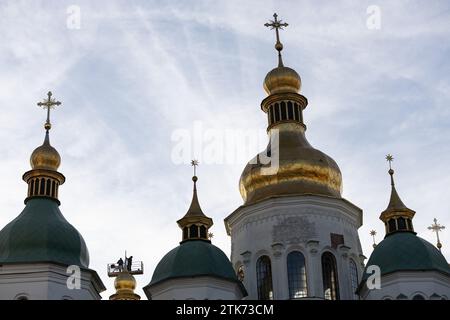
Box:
[362,232,450,282]
[0,198,89,268]
[148,240,239,286]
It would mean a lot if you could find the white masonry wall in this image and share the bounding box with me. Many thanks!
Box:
[145,276,245,300]
[0,263,104,300]
[360,271,450,300]
[226,194,365,300]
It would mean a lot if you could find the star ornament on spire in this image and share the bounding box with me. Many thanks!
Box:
[386,154,394,169]
[385,154,396,186]
[37,91,62,131]
[191,159,199,177]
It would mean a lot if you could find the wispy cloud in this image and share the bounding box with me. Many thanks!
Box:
[1,0,449,299]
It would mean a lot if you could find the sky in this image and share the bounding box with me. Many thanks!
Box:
[0,0,450,299]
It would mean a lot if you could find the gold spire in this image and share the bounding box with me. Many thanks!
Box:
[428,218,445,251]
[380,155,415,235]
[23,91,65,203]
[177,160,213,242]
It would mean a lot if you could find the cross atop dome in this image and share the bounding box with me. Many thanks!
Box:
[37,91,61,132]
[428,218,445,251]
[265,13,289,67]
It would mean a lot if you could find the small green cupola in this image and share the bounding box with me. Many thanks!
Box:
[0,92,90,268]
[145,162,247,298]
[176,160,213,243]
[380,154,415,235]
[23,91,65,204]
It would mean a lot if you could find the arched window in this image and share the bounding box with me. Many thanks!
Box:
[14,294,29,300]
[39,178,45,195]
[407,218,413,231]
[189,225,198,238]
[287,251,307,299]
[256,255,273,300]
[293,104,299,121]
[199,225,207,239]
[46,179,51,196]
[349,259,359,300]
[388,219,396,233]
[34,178,39,195]
[51,181,56,198]
[30,180,35,196]
[269,107,275,125]
[412,294,425,300]
[397,217,406,230]
[274,103,280,122]
[287,102,294,120]
[280,102,287,120]
[322,252,339,300]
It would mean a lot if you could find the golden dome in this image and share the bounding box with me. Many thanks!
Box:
[239,123,342,205]
[110,271,141,300]
[30,132,61,171]
[263,66,301,95]
[114,271,137,291]
[241,14,342,205]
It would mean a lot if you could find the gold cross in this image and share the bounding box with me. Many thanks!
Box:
[191,159,199,176]
[264,13,288,46]
[37,91,61,131]
[428,218,445,250]
[264,13,288,66]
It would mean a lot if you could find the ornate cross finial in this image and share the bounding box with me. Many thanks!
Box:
[191,159,199,177]
[37,91,61,131]
[208,232,214,240]
[370,230,377,248]
[428,218,445,251]
[264,13,289,67]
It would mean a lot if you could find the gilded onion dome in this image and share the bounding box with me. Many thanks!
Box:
[0,91,91,269]
[240,14,342,205]
[30,131,61,171]
[239,127,343,204]
[264,66,301,95]
[110,271,140,300]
